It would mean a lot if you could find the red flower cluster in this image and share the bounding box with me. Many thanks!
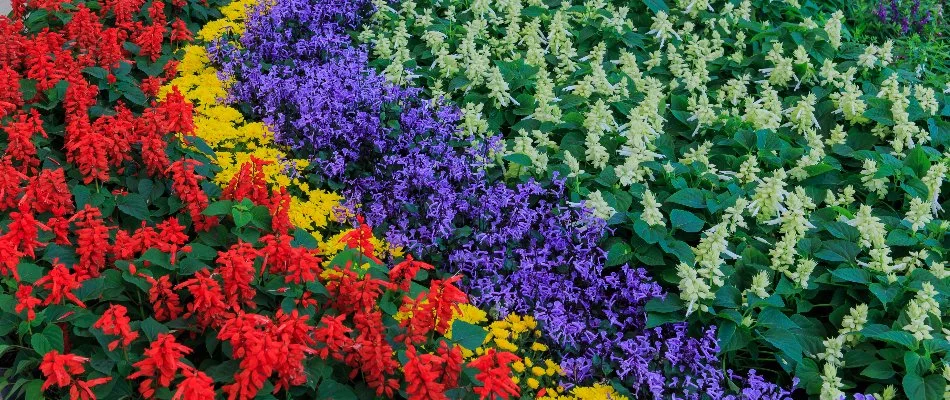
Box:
[39,351,111,400]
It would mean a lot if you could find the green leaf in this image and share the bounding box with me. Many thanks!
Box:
[232,209,252,228]
[761,328,803,364]
[605,241,633,267]
[666,188,705,208]
[451,320,488,350]
[815,240,860,262]
[202,200,233,216]
[645,295,683,313]
[904,147,930,177]
[830,267,870,284]
[869,283,901,309]
[642,0,669,13]
[140,318,168,342]
[42,325,64,353]
[861,360,895,380]
[317,378,358,400]
[633,219,664,244]
[23,380,45,400]
[670,209,705,232]
[757,308,798,330]
[31,334,51,355]
[503,153,533,166]
[903,374,946,400]
[17,262,44,284]
[117,193,150,220]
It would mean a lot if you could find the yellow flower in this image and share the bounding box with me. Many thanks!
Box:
[527,378,540,389]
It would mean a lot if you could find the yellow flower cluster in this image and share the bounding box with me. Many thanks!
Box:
[160,0,341,240]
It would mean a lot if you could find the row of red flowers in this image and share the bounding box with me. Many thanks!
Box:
[0,1,519,399]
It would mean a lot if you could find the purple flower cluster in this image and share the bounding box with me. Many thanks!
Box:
[209,0,794,395]
[875,0,936,34]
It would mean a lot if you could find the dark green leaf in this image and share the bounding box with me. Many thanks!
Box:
[670,209,705,232]
[451,320,488,350]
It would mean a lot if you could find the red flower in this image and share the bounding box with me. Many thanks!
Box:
[437,342,463,389]
[175,270,229,329]
[14,284,41,320]
[339,216,381,263]
[217,313,281,400]
[103,0,145,28]
[324,264,390,315]
[396,293,435,346]
[427,276,468,334]
[133,22,165,62]
[260,234,322,284]
[3,203,44,259]
[469,349,521,400]
[160,86,195,135]
[171,18,192,42]
[39,350,111,400]
[172,369,216,400]
[404,346,448,400]
[0,66,22,119]
[92,304,139,351]
[313,314,352,361]
[129,333,193,399]
[3,109,46,174]
[65,4,103,51]
[145,274,182,321]
[223,157,272,206]
[141,76,162,97]
[0,19,25,69]
[215,241,259,310]
[25,31,67,91]
[94,28,128,70]
[389,254,434,292]
[168,159,216,231]
[23,168,74,217]
[35,260,87,308]
[0,160,26,212]
[138,107,173,176]
[65,113,110,183]
[73,205,111,279]
[93,103,135,170]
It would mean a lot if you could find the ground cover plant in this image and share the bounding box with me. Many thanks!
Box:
[0,1,532,399]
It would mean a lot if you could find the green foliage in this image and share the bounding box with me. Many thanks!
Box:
[362,0,950,396]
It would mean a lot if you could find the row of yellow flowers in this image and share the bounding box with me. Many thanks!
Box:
[159,1,625,398]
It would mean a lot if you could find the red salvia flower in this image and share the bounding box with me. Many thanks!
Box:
[294,291,318,309]
[92,102,135,170]
[389,254,434,292]
[145,274,182,321]
[94,27,128,70]
[217,312,281,400]
[0,238,23,281]
[469,349,521,400]
[3,109,46,174]
[215,241,259,310]
[324,263,390,315]
[4,203,45,259]
[175,270,229,329]
[65,4,103,51]
[436,342,463,389]
[23,168,74,217]
[0,159,27,211]
[14,284,41,320]
[339,216,381,263]
[346,310,400,398]
[404,346,448,400]
[0,66,21,119]
[426,275,468,334]
[25,30,67,92]
[73,205,111,278]
[133,22,165,62]
[147,0,167,27]
[140,76,162,97]
[259,234,322,284]
[268,186,293,233]
[313,314,352,361]
[0,19,25,69]
[168,159,216,231]
[40,350,111,400]
[160,86,195,135]
[46,216,71,245]
[223,157,271,207]
[170,18,192,42]
[172,369,216,400]
[92,304,139,351]
[129,333,193,399]
[103,0,145,28]
[35,259,87,308]
[65,113,111,183]
[396,293,436,346]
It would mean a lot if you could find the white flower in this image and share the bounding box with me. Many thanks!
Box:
[584,190,616,220]
[641,189,665,226]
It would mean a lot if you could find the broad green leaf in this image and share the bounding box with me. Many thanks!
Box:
[451,320,488,350]
[670,209,705,232]
[666,188,705,208]
[861,360,895,380]
[903,374,946,400]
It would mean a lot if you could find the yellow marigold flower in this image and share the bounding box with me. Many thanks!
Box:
[531,366,546,376]
[512,361,526,373]
[527,378,540,389]
[530,342,548,352]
